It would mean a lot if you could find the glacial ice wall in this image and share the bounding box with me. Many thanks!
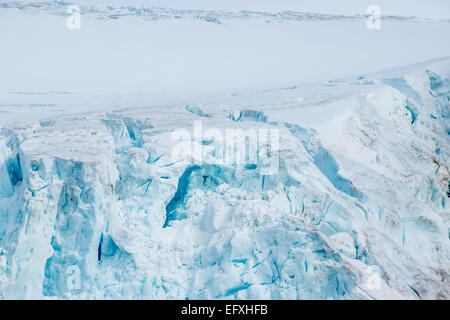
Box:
[0,63,449,299]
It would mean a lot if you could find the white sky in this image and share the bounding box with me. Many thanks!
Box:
[53,0,450,19]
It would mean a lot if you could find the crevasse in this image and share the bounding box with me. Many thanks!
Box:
[0,63,449,299]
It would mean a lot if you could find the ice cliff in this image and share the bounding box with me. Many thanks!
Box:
[0,58,449,299]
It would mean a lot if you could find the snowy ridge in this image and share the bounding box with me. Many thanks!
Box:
[1,1,443,24]
[0,59,448,299]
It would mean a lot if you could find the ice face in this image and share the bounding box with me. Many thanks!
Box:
[0,58,448,299]
[0,1,449,300]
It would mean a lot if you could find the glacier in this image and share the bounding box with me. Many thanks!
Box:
[0,58,449,299]
[0,1,449,300]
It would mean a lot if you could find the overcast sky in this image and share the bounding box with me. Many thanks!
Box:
[49,0,450,19]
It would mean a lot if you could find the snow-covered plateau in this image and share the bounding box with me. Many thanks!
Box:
[0,1,449,299]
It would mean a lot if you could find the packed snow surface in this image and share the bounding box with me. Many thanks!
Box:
[0,2,449,299]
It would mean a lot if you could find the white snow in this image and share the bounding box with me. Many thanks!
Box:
[0,1,449,299]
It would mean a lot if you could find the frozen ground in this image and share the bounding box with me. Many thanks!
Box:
[0,2,449,299]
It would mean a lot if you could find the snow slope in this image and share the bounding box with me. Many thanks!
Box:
[0,2,449,299]
[1,1,450,97]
